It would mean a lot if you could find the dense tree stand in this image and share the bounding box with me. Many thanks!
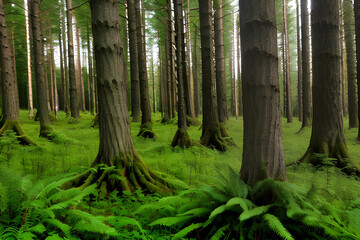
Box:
[0,120,36,145]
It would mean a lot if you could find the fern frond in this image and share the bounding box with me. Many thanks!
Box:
[177,207,211,217]
[209,223,230,240]
[239,204,273,222]
[149,215,194,228]
[262,213,294,240]
[45,219,71,236]
[172,223,203,239]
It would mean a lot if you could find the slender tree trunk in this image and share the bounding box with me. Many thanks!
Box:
[66,0,80,119]
[62,0,69,114]
[151,52,156,113]
[198,0,225,151]
[161,4,171,123]
[87,18,94,115]
[59,29,65,111]
[340,0,347,117]
[300,0,359,174]
[214,0,229,137]
[186,0,195,117]
[158,28,165,117]
[230,47,236,116]
[283,0,293,123]
[63,0,173,195]
[135,0,156,138]
[301,0,311,128]
[344,0,358,128]
[192,24,200,118]
[76,26,85,112]
[25,0,33,118]
[30,0,52,137]
[297,0,302,122]
[49,24,57,117]
[170,2,176,119]
[239,0,286,186]
[0,0,35,145]
[237,16,242,116]
[354,0,360,139]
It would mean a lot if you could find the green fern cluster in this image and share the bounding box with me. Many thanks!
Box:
[146,168,360,240]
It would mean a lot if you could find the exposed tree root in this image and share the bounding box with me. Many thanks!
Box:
[138,122,157,139]
[161,115,171,124]
[61,155,175,196]
[186,115,201,127]
[200,127,227,151]
[91,114,99,127]
[0,120,36,145]
[171,128,191,148]
[297,141,360,176]
[39,124,54,140]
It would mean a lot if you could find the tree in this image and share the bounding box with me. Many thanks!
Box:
[214,0,229,137]
[67,0,80,119]
[30,0,53,138]
[63,0,173,195]
[239,0,286,186]
[127,0,141,122]
[300,0,311,129]
[0,0,35,145]
[344,0,358,128]
[171,0,191,148]
[198,0,226,151]
[300,0,359,173]
[354,0,360,139]
[192,23,200,118]
[296,0,302,122]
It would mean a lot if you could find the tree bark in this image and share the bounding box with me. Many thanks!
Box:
[300,0,359,175]
[66,0,80,119]
[237,16,242,117]
[354,0,360,139]
[344,0,358,128]
[198,0,225,151]
[239,0,286,186]
[62,0,173,195]
[296,0,302,122]
[340,0,347,117]
[214,0,229,137]
[75,25,85,112]
[301,0,311,128]
[25,0,33,119]
[192,24,200,118]
[62,0,69,114]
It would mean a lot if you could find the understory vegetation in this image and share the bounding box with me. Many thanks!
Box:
[1,110,360,239]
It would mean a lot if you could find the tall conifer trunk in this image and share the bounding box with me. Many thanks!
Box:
[354,0,360,139]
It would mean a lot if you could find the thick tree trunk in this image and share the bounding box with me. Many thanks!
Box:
[301,0,311,128]
[135,1,156,138]
[0,0,35,145]
[192,24,200,118]
[214,0,229,137]
[344,0,358,128]
[30,0,52,138]
[62,0,173,195]
[172,0,191,148]
[198,0,225,151]
[66,0,80,119]
[354,0,360,139]
[296,0,302,122]
[127,0,141,122]
[283,0,293,123]
[239,0,286,186]
[300,0,359,175]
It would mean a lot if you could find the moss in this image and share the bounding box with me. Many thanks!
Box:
[91,114,99,127]
[0,120,36,145]
[200,126,227,151]
[171,128,191,148]
[40,124,53,140]
[161,115,170,124]
[138,122,158,139]
[186,115,201,127]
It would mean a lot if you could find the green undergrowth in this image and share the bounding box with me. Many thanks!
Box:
[0,110,360,238]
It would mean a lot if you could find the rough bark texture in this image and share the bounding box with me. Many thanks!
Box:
[135,1,155,138]
[172,0,191,148]
[87,18,94,116]
[354,0,360,139]
[340,0,347,117]
[0,0,35,145]
[301,0,311,128]
[66,0,80,119]
[239,0,286,186]
[30,0,52,138]
[230,47,236,117]
[296,0,302,122]
[214,0,229,138]
[300,0,359,175]
[127,0,141,122]
[63,0,173,195]
[198,0,225,151]
[192,24,200,118]
[237,17,242,117]
[62,0,69,114]
[344,0,358,128]
[25,0,33,119]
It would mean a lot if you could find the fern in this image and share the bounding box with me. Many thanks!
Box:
[172,223,203,239]
[209,223,230,240]
[262,213,294,240]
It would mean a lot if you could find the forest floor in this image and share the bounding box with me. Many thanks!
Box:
[1,110,360,239]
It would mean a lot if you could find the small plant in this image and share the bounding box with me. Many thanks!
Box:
[0,130,20,166]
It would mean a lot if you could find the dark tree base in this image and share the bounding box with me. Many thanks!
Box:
[171,128,191,148]
[161,115,171,124]
[200,127,226,151]
[39,124,54,140]
[299,141,360,176]
[91,114,99,127]
[138,123,157,139]
[61,154,175,196]
[34,111,57,122]
[219,122,230,138]
[0,120,36,145]
[186,115,201,127]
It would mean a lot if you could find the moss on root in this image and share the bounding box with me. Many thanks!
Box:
[186,115,201,127]
[171,128,191,148]
[34,111,57,122]
[200,126,227,151]
[161,115,170,124]
[0,120,36,145]
[61,154,175,196]
[40,124,54,140]
[138,122,157,139]
[298,141,360,176]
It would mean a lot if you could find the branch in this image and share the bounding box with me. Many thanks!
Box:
[68,1,89,11]
[5,2,26,11]
[41,6,59,16]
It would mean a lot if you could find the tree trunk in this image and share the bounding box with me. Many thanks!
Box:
[127,0,141,122]
[49,24,57,117]
[0,0,35,145]
[172,0,191,148]
[62,0,69,114]
[230,46,236,117]
[354,0,360,139]
[76,25,85,112]
[25,0,33,119]
[344,0,358,128]
[239,0,286,186]
[62,0,173,195]
[135,0,156,138]
[301,0,311,128]
[59,29,65,111]
[300,0,359,175]
[237,16,242,117]
[30,0,52,138]
[296,0,302,122]
[340,0,347,117]
[66,0,80,119]
[87,18,94,116]
[214,0,229,137]
[198,0,225,151]
[192,24,200,118]
[283,0,293,123]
